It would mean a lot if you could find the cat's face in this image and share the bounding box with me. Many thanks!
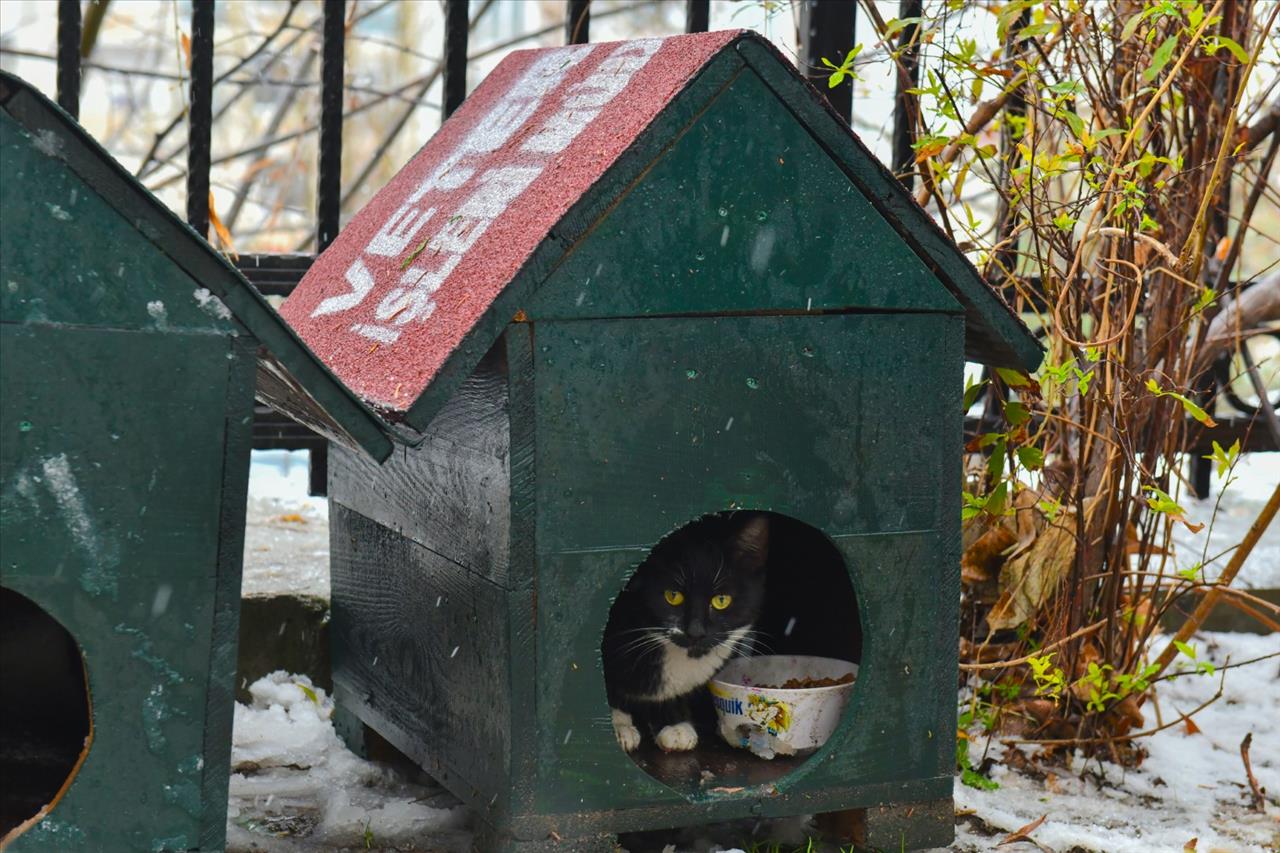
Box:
[630,515,769,659]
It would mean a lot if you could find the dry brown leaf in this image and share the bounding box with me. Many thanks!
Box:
[180,32,192,70]
[998,813,1047,847]
[1184,716,1202,736]
[914,140,946,162]
[208,192,239,260]
[1113,694,1145,731]
[963,524,1017,585]
[276,513,306,524]
[987,507,1077,632]
[1214,236,1231,262]
[1183,838,1197,852]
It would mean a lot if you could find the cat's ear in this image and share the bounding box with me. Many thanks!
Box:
[729,515,769,572]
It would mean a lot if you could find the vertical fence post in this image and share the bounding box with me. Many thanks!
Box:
[187,0,215,238]
[892,0,922,188]
[317,0,345,252]
[56,0,81,119]
[992,8,1029,283]
[566,0,591,45]
[685,0,710,34]
[798,0,855,125]
[443,0,469,120]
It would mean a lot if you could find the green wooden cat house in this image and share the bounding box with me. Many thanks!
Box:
[0,72,391,851]
[279,31,1041,851]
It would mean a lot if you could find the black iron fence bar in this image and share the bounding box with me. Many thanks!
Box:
[443,0,469,119]
[892,0,922,187]
[317,0,346,251]
[567,0,591,45]
[798,0,855,126]
[186,0,214,238]
[686,0,710,34]
[55,0,80,119]
[991,7,1030,281]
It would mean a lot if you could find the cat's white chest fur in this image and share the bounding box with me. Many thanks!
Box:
[643,627,748,701]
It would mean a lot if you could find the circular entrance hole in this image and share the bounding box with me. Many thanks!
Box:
[600,512,861,792]
[0,588,92,841]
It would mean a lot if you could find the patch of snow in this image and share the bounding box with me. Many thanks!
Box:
[193,287,234,321]
[146,300,168,328]
[1173,454,1280,589]
[31,128,63,159]
[249,449,318,504]
[242,495,329,600]
[955,631,1280,852]
[227,672,469,852]
[243,449,328,599]
[748,226,776,274]
[40,453,118,596]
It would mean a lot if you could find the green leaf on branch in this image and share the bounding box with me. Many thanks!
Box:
[1192,287,1217,315]
[1120,8,1156,42]
[1017,445,1045,470]
[996,367,1031,387]
[1145,378,1217,427]
[1202,439,1240,478]
[1144,486,1205,533]
[1004,401,1031,428]
[821,45,863,88]
[964,377,988,411]
[987,438,1007,481]
[1203,35,1249,64]
[883,16,924,39]
[1142,35,1179,82]
[986,481,1010,517]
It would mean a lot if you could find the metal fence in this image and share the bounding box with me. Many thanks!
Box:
[46,0,1277,498]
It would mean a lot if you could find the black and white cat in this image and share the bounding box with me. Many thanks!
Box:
[602,514,769,752]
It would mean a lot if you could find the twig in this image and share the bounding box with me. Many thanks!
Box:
[960,620,1107,672]
[1147,480,1280,683]
[1240,733,1265,810]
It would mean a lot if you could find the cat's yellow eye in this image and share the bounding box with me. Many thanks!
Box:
[711,594,732,610]
[664,590,685,606]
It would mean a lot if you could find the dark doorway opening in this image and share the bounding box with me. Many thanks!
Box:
[0,587,92,840]
[603,511,861,794]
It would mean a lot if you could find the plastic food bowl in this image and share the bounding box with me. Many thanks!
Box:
[709,655,858,759]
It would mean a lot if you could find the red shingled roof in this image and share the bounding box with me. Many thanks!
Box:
[281,31,740,415]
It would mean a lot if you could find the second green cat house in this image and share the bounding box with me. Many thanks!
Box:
[279,31,1040,851]
[0,72,390,850]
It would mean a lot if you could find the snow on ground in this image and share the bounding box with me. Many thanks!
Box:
[243,451,329,599]
[1173,454,1279,590]
[228,632,1277,852]
[226,673,469,852]
[955,631,1280,853]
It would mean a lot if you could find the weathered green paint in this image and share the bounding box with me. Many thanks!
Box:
[533,314,957,554]
[1,326,253,851]
[332,314,965,848]
[732,41,1043,371]
[325,33,993,851]
[0,71,387,849]
[534,73,961,320]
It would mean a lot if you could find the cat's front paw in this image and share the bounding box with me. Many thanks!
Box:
[611,708,641,752]
[655,721,698,752]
